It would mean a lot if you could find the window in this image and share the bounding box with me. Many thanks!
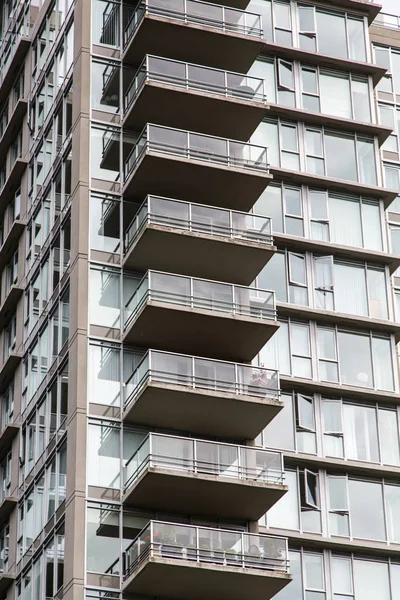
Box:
[265,468,321,533]
[91,60,120,114]
[253,119,378,185]
[254,185,383,250]
[328,475,386,541]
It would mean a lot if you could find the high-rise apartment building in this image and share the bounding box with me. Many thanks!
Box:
[0,0,399,599]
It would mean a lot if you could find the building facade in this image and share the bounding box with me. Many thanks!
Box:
[0,0,398,599]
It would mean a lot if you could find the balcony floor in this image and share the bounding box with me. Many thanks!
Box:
[123,382,283,440]
[123,555,291,600]
[124,226,275,285]
[124,303,279,362]
[123,468,287,520]
[124,153,272,211]
[124,82,267,141]
[123,16,263,73]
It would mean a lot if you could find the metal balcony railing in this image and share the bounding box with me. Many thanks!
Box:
[123,520,289,580]
[124,55,267,112]
[124,432,284,491]
[124,270,276,328]
[124,0,263,48]
[123,349,280,412]
[124,124,269,182]
[373,12,400,29]
[124,195,273,253]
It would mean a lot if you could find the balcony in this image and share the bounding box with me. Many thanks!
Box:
[123,433,286,519]
[123,271,278,362]
[123,0,264,73]
[123,521,291,600]
[123,350,281,439]
[0,573,14,597]
[0,496,16,529]
[124,196,274,285]
[123,125,271,211]
[124,56,267,140]
[0,35,30,106]
[0,421,19,461]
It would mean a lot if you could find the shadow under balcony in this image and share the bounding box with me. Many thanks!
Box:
[123,271,278,362]
[123,124,271,211]
[123,0,264,73]
[0,573,14,597]
[123,433,286,519]
[122,350,282,440]
[122,521,291,600]
[123,196,274,285]
[124,56,267,140]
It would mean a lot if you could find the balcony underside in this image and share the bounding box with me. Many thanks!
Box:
[124,153,271,211]
[123,382,283,440]
[123,468,287,520]
[0,38,30,106]
[0,423,19,461]
[0,497,17,528]
[0,160,27,221]
[0,286,23,330]
[124,83,266,140]
[124,226,275,285]
[0,100,28,164]
[0,220,25,273]
[0,573,14,597]
[124,303,278,362]
[123,16,263,73]
[123,556,291,600]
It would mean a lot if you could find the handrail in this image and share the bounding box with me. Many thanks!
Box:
[123,270,276,331]
[123,520,289,580]
[124,431,284,491]
[123,194,273,254]
[124,54,267,112]
[123,349,280,412]
[124,0,263,48]
[124,124,269,182]
[373,12,400,29]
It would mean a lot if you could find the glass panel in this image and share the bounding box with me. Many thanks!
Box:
[325,133,357,182]
[357,139,376,186]
[332,557,353,595]
[343,404,379,462]
[262,393,295,451]
[353,560,390,600]
[379,409,400,465]
[334,262,367,316]
[268,471,299,530]
[385,484,400,543]
[316,11,347,59]
[338,331,372,388]
[349,480,385,540]
[361,201,383,251]
[329,196,362,248]
[320,71,351,119]
[258,253,287,302]
[366,268,387,319]
[372,336,394,391]
[304,554,324,589]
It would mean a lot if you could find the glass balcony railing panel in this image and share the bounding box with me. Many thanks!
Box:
[124,0,263,47]
[123,271,276,327]
[124,56,266,112]
[123,350,280,412]
[374,12,400,28]
[124,124,269,180]
[123,521,289,580]
[124,196,273,251]
[124,432,284,490]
